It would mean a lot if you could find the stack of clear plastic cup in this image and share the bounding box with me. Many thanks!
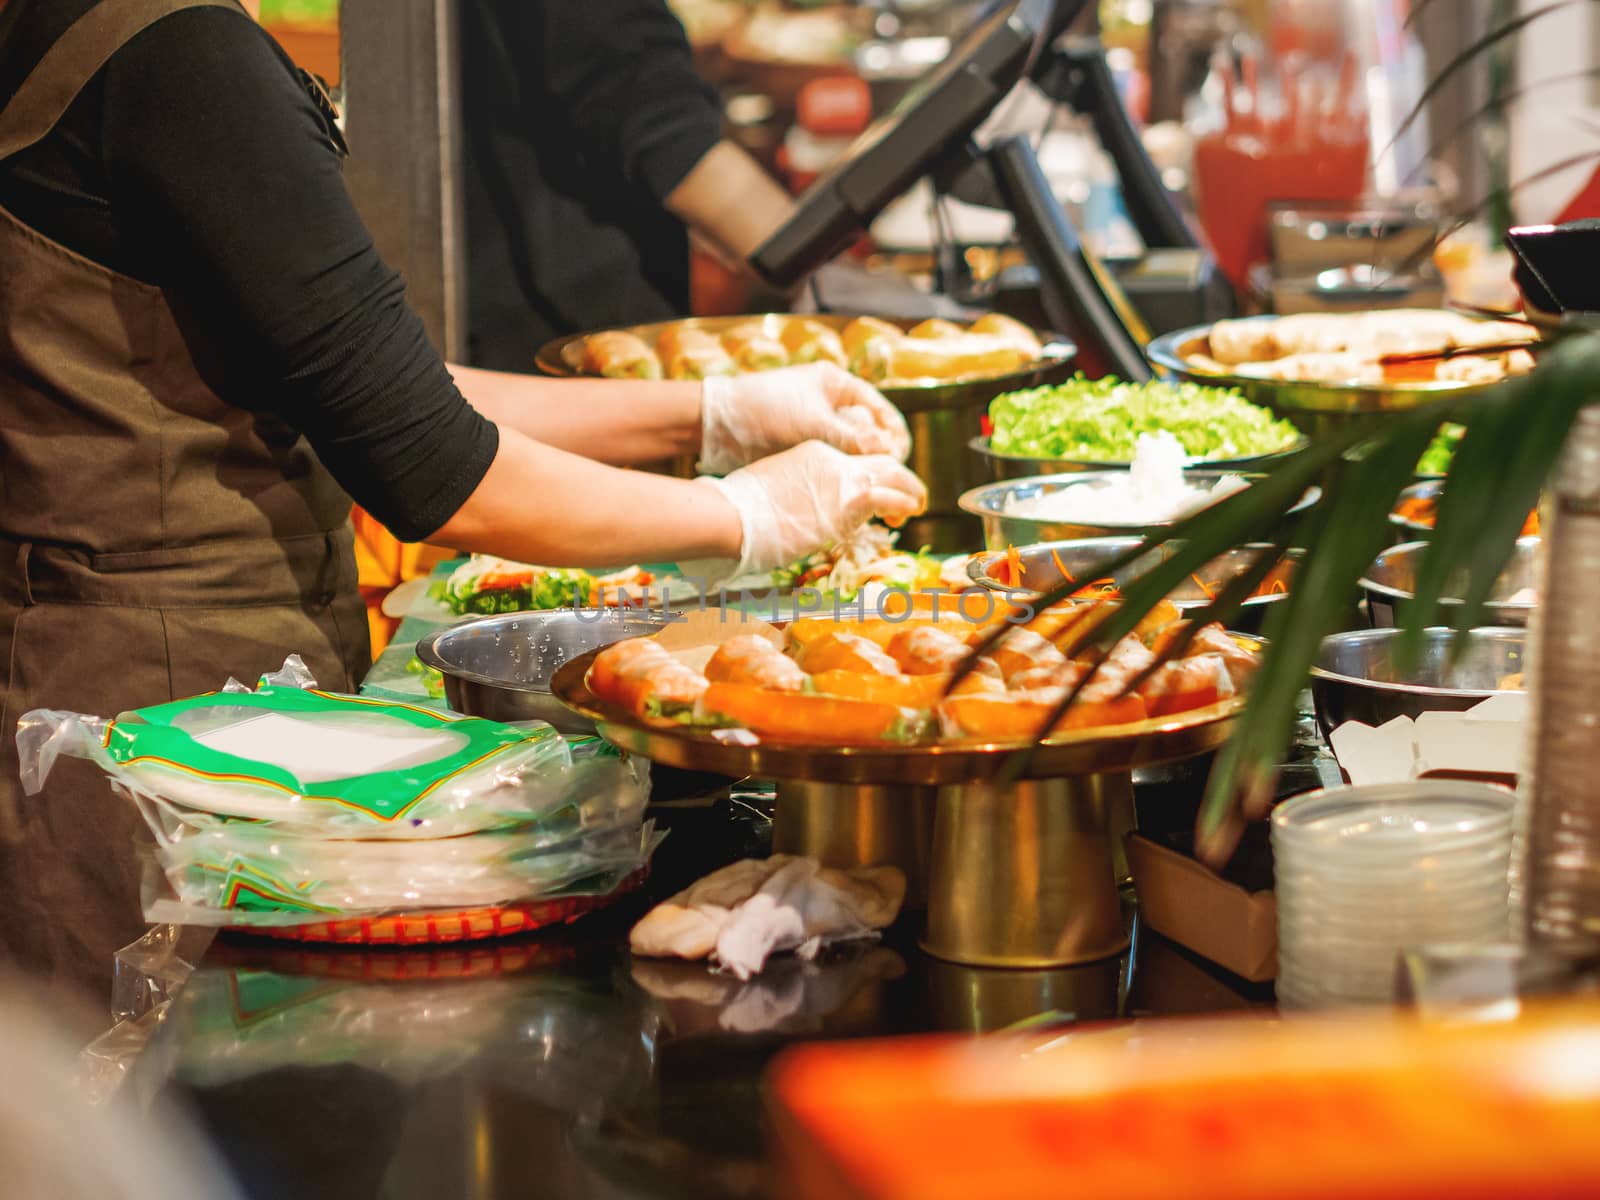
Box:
[1272,781,1514,1010]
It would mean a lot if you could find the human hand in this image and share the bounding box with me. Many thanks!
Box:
[680,440,927,584]
[699,363,911,474]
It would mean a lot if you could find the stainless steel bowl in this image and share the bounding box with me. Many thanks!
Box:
[957,471,1321,552]
[416,609,678,734]
[1310,627,1527,740]
[966,537,1298,634]
[967,434,1308,483]
[1360,538,1541,628]
[1389,479,1442,543]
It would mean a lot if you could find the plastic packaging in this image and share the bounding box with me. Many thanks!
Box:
[16,658,661,929]
[144,821,663,927]
[17,656,604,839]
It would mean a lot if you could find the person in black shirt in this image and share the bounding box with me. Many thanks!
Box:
[459,0,798,369]
[0,0,920,1003]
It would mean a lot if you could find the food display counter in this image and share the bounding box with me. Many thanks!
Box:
[128,665,1322,1200]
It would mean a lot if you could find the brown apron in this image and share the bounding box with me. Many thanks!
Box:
[0,0,371,1004]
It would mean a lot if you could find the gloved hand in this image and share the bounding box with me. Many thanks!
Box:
[699,362,912,474]
[679,440,927,586]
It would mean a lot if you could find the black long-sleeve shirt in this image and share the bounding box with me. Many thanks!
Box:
[460,0,724,370]
[0,0,497,542]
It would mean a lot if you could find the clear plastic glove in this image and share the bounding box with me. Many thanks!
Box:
[699,362,911,474]
[679,440,927,586]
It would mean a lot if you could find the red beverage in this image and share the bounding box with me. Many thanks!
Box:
[1193,130,1370,290]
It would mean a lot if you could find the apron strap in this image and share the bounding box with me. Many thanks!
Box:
[0,0,241,162]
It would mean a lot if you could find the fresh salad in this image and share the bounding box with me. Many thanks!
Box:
[773,524,972,603]
[988,376,1300,463]
[431,556,655,617]
[404,654,445,699]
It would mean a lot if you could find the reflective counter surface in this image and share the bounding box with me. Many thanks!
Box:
[138,756,1319,1200]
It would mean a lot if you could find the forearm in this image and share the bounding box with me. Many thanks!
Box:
[449,364,703,466]
[666,140,795,263]
[430,426,741,566]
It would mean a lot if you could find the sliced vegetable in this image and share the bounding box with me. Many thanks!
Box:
[988,375,1299,462]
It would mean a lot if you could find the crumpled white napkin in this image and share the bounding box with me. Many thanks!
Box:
[629,855,906,980]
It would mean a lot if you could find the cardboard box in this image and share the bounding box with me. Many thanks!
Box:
[1125,832,1277,983]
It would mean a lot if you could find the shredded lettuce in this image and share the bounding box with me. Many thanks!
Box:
[434,565,594,616]
[403,655,445,699]
[1416,423,1463,476]
[988,375,1300,463]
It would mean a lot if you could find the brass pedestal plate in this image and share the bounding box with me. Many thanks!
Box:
[554,655,1240,969]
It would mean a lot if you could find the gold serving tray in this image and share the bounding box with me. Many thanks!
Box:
[535,314,1078,415]
[1147,317,1507,417]
[550,647,1246,787]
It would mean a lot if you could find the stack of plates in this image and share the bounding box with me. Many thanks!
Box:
[1272,781,1514,1010]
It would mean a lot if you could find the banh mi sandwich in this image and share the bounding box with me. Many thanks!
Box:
[582,330,662,380]
[780,318,848,367]
[1199,310,1539,386]
[840,315,903,365]
[658,326,736,380]
[856,333,1035,385]
[721,321,789,371]
[907,318,966,340]
[969,312,1044,358]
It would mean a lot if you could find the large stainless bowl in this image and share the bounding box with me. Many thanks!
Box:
[967,434,1307,483]
[966,537,1298,634]
[1310,627,1527,740]
[1360,538,1541,628]
[957,471,1320,552]
[416,609,678,735]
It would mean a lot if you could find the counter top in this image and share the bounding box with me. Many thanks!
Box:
[131,586,1332,1200]
[137,778,1308,1200]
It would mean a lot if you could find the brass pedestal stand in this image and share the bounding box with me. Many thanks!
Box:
[554,653,1241,971]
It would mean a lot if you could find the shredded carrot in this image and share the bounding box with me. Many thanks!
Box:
[1269,579,1288,595]
[1191,573,1218,602]
[1007,545,1023,588]
[1071,578,1119,599]
[1049,549,1075,584]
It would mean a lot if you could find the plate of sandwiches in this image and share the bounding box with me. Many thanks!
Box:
[536,313,1078,408]
[1147,309,1538,417]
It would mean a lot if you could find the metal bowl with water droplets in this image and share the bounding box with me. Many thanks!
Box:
[416,609,677,735]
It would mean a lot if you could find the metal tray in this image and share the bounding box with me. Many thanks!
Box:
[549,646,1248,787]
[1146,317,1500,421]
[535,314,1077,415]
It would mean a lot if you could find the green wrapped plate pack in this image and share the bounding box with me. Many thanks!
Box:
[16,658,658,925]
